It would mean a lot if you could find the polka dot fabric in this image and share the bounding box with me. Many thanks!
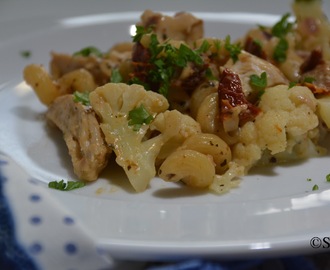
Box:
[0,154,113,270]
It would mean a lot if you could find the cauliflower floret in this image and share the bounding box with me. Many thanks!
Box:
[89,83,169,192]
[150,110,201,162]
[233,84,322,169]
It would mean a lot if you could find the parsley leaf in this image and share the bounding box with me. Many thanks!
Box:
[250,72,268,95]
[303,76,316,83]
[271,13,293,38]
[326,174,330,182]
[73,91,90,106]
[110,68,123,83]
[224,35,241,63]
[130,29,210,97]
[48,179,86,191]
[271,13,293,63]
[273,37,288,63]
[132,25,153,42]
[312,184,319,191]
[21,50,31,58]
[128,104,154,131]
[73,46,103,57]
[288,81,297,89]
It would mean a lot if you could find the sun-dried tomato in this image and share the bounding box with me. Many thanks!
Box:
[218,68,261,127]
[244,37,267,60]
[300,49,324,74]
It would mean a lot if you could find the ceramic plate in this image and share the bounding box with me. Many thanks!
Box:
[1,0,330,262]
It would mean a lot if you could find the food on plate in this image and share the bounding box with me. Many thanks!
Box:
[23,0,330,193]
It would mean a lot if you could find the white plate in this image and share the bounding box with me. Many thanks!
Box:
[1,0,330,262]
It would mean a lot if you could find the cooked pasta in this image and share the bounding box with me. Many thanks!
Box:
[23,0,330,194]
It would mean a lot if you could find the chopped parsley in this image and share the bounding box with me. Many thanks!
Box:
[224,35,241,63]
[48,179,86,191]
[128,104,154,131]
[303,76,316,83]
[312,184,319,191]
[273,37,289,63]
[307,178,312,181]
[271,13,293,38]
[110,68,123,83]
[132,25,153,42]
[130,28,210,97]
[73,46,103,57]
[20,50,31,58]
[326,174,330,182]
[289,76,316,89]
[73,91,90,106]
[271,13,293,63]
[249,71,268,96]
[288,82,297,89]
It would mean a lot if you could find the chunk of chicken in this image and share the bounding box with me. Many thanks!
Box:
[301,61,330,93]
[46,95,111,181]
[139,10,203,45]
[50,52,111,86]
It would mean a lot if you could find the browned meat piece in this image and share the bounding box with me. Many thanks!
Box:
[46,95,111,181]
[300,49,324,74]
[301,61,330,94]
[139,10,203,45]
[50,52,111,86]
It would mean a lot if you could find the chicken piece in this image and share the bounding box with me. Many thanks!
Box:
[139,10,203,45]
[301,61,330,93]
[46,95,111,181]
[224,51,289,102]
[50,52,111,86]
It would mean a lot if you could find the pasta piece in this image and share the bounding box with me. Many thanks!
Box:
[57,68,97,94]
[23,64,60,106]
[209,162,244,194]
[159,149,215,188]
[181,133,231,174]
[317,95,330,129]
[190,82,217,118]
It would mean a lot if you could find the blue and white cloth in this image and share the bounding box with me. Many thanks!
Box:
[0,153,319,270]
[0,153,113,270]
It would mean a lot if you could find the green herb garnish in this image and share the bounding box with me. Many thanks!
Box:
[307,178,312,181]
[271,13,293,38]
[273,37,289,63]
[73,46,103,57]
[312,184,319,191]
[21,50,31,58]
[303,77,316,83]
[250,72,268,94]
[48,180,86,191]
[224,35,241,63]
[132,25,153,42]
[110,68,123,83]
[128,104,154,131]
[130,28,209,97]
[288,82,297,89]
[271,13,293,63]
[73,91,90,106]
[326,174,330,182]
